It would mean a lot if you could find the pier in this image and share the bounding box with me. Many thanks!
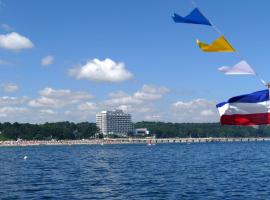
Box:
[104,137,270,144]
[1,137,270,147]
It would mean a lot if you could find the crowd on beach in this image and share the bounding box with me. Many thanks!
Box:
[0,139,107,147]
[0,138,152,147]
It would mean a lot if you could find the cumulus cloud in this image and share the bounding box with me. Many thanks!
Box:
[0,96,28,106]
[69,58,133,83]
[0,32,34,50]
[0,106,28,118]
[29,97,63,108]
[200,109,215,116]
[39,87,92,100]
[77,102,98,111]
[2,83,19,93]
[105,85,169,107]
[102,84,169,121]
[103,96,142,106]
[41,55,54,66]
[0,85,222,123]
[29,87,93,108]
[172,99,219,122]
[40,109,56,115]
[134,85,169,100]
[0,95,33,122]
[0,84,220,123]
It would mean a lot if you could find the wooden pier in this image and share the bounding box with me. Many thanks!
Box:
[103,137,270,144]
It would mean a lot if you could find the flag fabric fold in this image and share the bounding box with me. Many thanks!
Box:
[197,36,235,52]
[218,60,256,75]
[216,89,270,125]
[172,8,211,26]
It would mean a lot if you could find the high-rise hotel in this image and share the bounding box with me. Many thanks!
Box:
[96,110,133,136]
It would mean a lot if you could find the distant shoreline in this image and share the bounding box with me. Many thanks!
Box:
[1,137,269,147]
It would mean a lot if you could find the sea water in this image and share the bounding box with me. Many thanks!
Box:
[1,142,270,199]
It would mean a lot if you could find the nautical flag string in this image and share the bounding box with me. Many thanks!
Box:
[172,0,267,87]
[172,8,211,26]
[218,60,256,75]
[196,36,235,52]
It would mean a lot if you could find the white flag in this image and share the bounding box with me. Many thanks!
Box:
[218,60,256,75]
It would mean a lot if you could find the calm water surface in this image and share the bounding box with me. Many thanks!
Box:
[1,142,270,199]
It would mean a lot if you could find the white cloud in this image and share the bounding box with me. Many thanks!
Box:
[0,106,28,118]
[134,85,169,100]
[69,58,133,83]
[104,85,169,108]
[29,87,93,108]
[172,99,219,122]
[39,87,92,99]
[29,97,63,108]
[101,84,169,121]
[41,55,54,66]
[0,85,219,123]
[2,83,19,93]
[40,109,56,115]
[108,91,129,98]
[200,109,215,116]
[103,96,142,106]
[0,96,28,106]
[116,105,133,112]
[0,32,34,50]
[77,102,98,111]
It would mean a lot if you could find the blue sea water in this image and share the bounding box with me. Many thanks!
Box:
[1,142,270,199]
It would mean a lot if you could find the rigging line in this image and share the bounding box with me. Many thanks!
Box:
[190,0,246,60]
[256,74,267,86]
[189,0,267,87]
[189,0,222,36]
[190,0,244,60]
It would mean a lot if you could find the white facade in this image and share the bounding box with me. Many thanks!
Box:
[135,128,150,136]
[96,110,133,136]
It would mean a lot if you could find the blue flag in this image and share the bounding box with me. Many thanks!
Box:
[172,8,211,26]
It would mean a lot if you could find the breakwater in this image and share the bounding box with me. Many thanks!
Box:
[0,137,269,147]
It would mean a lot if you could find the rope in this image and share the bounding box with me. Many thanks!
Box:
[189,0,267,87]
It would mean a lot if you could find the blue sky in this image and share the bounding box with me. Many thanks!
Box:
[0,0,269,123]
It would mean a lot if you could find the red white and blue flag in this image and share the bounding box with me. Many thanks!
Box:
[217,89,270,125]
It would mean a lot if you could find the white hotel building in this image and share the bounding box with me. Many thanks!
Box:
[96,110,133,136]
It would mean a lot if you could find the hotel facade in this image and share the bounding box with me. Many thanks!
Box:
[96,110,133,136]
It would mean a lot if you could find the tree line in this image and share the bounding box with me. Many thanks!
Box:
[1,121,270,141]
[135,121,270,138]
[0,122,98,141]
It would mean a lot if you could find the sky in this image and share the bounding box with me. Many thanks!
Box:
[0,0,269,123]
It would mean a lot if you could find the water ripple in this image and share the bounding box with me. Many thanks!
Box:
[1,142,270,199]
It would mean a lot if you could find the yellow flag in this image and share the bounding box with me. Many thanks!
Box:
[196,36,235,52]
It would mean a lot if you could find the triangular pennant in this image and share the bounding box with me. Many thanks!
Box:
[196,36,235,52]
[172,8,211,26]
[218,60,256,75]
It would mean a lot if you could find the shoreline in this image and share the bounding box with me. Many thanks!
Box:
[1,137,270,147]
